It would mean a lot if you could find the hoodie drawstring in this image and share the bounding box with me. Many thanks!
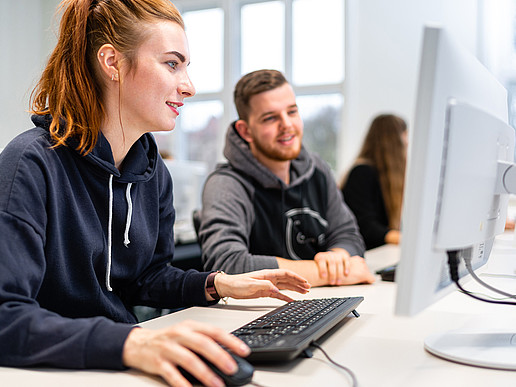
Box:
[106,175,134,292]
[106,175,114,292]
[124,183,133,247]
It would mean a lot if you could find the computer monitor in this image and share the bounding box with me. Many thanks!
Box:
[395,25,516,369]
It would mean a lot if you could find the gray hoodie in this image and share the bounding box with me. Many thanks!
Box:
[198,122,366,273]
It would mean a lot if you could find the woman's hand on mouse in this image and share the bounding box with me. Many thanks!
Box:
[211,269,311,303]
[122,320,250,387]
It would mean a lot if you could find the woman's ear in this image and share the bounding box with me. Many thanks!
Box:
[234,120,253,144]
[97,44,120,82]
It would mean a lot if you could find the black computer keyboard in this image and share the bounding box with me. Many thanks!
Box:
[231,296,364,362]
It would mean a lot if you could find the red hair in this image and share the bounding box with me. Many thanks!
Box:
[30,0,184,154]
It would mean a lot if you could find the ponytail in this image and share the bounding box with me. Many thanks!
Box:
[31,0,100,154]
[30,0,184,155]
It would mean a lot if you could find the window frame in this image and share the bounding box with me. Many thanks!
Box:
[172,0,346,167]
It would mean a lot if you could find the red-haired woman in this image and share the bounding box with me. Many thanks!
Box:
[0,1,309,385]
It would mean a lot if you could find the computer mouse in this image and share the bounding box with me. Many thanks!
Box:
[376,264,397,282]
[179,350,254,386]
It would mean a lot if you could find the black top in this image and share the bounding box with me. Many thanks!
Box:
[342,164,389,250]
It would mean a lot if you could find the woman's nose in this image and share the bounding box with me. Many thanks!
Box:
[179,72,196,98]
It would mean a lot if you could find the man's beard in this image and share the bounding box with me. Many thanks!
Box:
[252,137,302,161]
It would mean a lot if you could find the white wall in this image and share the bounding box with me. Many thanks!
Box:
[338,0,483,176]
[0,0,59,148]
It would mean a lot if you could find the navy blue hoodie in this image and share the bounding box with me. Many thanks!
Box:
[0,115,211,370]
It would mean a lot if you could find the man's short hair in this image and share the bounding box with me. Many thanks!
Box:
[234,69,288,121]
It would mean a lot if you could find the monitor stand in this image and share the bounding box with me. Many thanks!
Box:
[424,321,516,370]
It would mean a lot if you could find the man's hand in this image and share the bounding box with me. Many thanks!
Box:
[123,321,250,387]
[314,248,375,285]
[277,249,375,287]
[336,255,376,285]
[213,269,311,303]
[314,248,351,285]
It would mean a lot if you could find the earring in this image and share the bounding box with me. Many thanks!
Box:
[111,73,118,81]
[100,52,104,57]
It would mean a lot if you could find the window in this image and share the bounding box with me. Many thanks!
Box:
[183,9,224,94]
[241,1,285,74]
[168,0,345,171]
[508,4,516,131]
[297,93,343,168]
[292,0,344,86]
[491,1,516,158]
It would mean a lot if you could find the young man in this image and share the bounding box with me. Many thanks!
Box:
[198,69,375,287]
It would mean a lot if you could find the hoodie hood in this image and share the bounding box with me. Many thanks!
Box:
[223,121,315,189]
[31,114,159,291]
[31,114,158,184]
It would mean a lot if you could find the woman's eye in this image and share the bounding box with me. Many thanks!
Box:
[166,61,178,70]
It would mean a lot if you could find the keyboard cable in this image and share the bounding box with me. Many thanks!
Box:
[310,341,358,387]
[246,342,358,387]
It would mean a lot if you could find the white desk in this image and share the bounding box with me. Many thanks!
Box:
[2,240,516,386]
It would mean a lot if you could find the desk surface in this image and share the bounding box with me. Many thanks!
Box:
[3,240,516,387]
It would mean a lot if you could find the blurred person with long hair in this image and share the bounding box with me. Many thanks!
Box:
[341,114,407,250]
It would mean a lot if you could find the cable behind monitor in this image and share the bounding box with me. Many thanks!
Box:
[447,250,516,306]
